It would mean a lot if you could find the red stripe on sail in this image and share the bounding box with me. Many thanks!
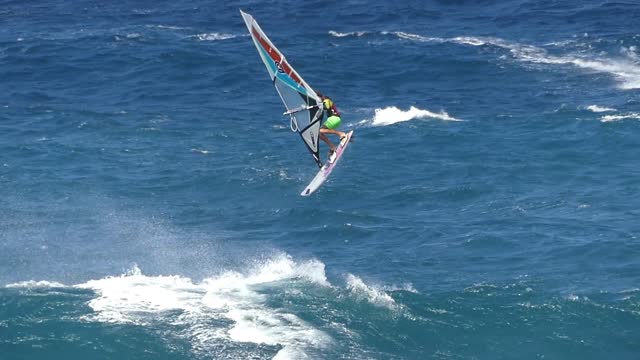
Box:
[251,27,303,86]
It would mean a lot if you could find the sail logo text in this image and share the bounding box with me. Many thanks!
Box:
[274,61,285,73]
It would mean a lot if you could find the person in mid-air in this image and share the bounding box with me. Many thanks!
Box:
[316,91,348,158]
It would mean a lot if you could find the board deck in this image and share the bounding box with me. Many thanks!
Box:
[300,130,354,196]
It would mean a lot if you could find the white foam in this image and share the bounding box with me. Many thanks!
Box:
[6,280,66,288]
[585,105,616,113]
[600,112,640,122]
[9,254,413,358]
[451,36,487,46]
[392,32,492,47]
[382,282,419,293]
[244,254,330,286]
[392,31,441,43]
[386,32,640,89]
[619,288,640,294]
[461,38,640,89]
[570,58,640,90]
[191,148,211,155]
[545,39,578,47]
[204,254,334,357]
[193,33,236,41]
[370,106,462,127]
[75,264,203,324]
[328,30,367,38]
[565,294,582,301]
[345,274,397,310]
[621,46,640,62]
[76,256,332,358]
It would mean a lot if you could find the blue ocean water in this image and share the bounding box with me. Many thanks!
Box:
[2,0,640,358]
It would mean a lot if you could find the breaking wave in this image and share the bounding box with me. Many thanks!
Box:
[7,253,408,359]
[363,106,462,127]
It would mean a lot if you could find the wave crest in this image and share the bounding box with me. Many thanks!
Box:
[585,105,617,113]
[600,112,640,122]
[332,30,640,89]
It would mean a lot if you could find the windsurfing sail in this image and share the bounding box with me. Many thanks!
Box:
[240,10,323,167]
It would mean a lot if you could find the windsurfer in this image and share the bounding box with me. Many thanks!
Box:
[316,92,348,157]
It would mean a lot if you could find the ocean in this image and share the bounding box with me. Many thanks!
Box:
[1,0,639,358]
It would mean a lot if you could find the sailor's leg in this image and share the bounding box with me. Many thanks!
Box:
[319,133,336,152]
[320,128,347,140]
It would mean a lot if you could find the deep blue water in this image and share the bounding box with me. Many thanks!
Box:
[2,0,640,359]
